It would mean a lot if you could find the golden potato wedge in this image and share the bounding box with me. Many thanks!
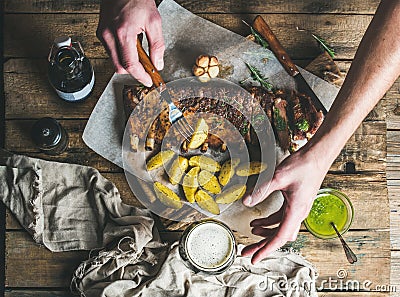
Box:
[215,184,247,204]
[189,155,221,172]
[182,167,200,203]
[195,190,220,215]
[198,170,221,194]
[188,118,209,149]
[169,156,189,185]
[218,158,240,186]
[146,150,175,171]
[236,161,267,176]
[154,182,182,209]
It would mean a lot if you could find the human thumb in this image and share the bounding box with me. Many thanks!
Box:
[242,178,279,207]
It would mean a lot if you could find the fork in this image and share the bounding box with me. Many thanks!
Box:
[136,37,194,141]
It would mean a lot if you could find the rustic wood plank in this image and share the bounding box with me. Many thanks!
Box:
[391,250,400,296]
[4,14,372,59]
[4,0,380,14]
[5,230,390,289]
[5,172,389,230]
[387,179,400,250]
[5,232,88,288]
[5,291,72,297]
[4,59,113,119]
[2,291,391,297]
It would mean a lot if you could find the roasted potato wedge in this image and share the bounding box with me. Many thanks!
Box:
[154,182,182,209]
[146,150,175,171]
[218,158,240,186]
[236,161,267,176]
[188,118,208,149]
[195,190,220,215]
[189,155,221,172]
[198,170,221,194]
[182,167,200,203]
[215,184,247,204]
[169,156,189,185]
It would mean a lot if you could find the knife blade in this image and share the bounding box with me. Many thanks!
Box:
[252,15,328,115]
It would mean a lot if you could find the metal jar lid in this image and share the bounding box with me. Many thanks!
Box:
[31,117,63,149]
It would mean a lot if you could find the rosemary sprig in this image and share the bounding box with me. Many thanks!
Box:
[243,62,273,91]
[311,34,335,58]
[242,20,269,49]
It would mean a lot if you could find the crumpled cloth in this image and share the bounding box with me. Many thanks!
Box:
[0,153,318,297]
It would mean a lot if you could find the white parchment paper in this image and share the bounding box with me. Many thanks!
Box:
[82,0,340,239]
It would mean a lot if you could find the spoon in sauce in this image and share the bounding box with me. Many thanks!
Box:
[330,222,357,264]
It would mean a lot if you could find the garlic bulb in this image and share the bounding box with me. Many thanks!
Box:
[193,54,220,81]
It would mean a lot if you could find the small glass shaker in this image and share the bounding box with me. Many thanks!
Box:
[31,117,69,155]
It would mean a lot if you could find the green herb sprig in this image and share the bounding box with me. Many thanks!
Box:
[311,34,335,58]
[243,62,273,91]
[242,20,269,49]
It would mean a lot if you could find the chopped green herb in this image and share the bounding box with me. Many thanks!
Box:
[273,108,287,131]
[312,34,335,58]
[242,20,269,49]
[254,114,267,122]
[295,118,310,132]
[244,63,273,91]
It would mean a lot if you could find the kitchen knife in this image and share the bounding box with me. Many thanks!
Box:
[252,15,328,115]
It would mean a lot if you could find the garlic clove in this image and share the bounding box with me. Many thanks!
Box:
[196,55,210,68]
[208,65,220,78]
[209,56,219,67]
[198,72,211,82]
[193,65,205,76]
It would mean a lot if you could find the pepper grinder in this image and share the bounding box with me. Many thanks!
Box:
[31,117,69,155]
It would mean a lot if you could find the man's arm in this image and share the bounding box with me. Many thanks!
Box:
[242,0,400,264]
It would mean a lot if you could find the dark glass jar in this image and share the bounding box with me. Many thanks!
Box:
[179,219,236,274]
[31,117,69,155]
[48,36,95,102]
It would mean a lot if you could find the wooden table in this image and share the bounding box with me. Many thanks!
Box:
[1,0,399,296]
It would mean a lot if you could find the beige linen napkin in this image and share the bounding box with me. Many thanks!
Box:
[0,153,317,297]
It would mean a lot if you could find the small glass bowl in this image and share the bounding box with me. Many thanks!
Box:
[179,219,236,274]
[304,188,354,239]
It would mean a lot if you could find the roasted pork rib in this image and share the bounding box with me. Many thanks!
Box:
[123,85,324,152]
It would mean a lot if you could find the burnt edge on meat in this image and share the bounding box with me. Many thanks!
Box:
[123,85,324,153]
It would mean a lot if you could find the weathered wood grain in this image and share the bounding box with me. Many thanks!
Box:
[5,232,88,288]
[4,0,380,14]
[387,180,400,250]
[2,291,391,297]
[5,230,390,289]
[5,172,389,231]
[4,14,372,59]
[391,250,400,297]
[4,291,72,297]
[4,59,113,119]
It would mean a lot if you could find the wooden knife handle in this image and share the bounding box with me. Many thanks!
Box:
[253,15,299,77]
[136,37,166,89]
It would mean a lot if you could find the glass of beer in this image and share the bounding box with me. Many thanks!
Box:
[179,219,236,274]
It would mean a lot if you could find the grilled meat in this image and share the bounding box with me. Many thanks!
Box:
[123,84,325,153]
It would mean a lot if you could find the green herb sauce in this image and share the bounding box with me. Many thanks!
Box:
[305,193,348,237]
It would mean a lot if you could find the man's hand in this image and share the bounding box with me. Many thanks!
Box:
[97,0,165,86]
[241,148,329,264]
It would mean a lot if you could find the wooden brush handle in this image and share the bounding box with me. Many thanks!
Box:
[253,15,299,77]
[136,37,166,89]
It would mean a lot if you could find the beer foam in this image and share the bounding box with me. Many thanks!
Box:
[186,222,233,269]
